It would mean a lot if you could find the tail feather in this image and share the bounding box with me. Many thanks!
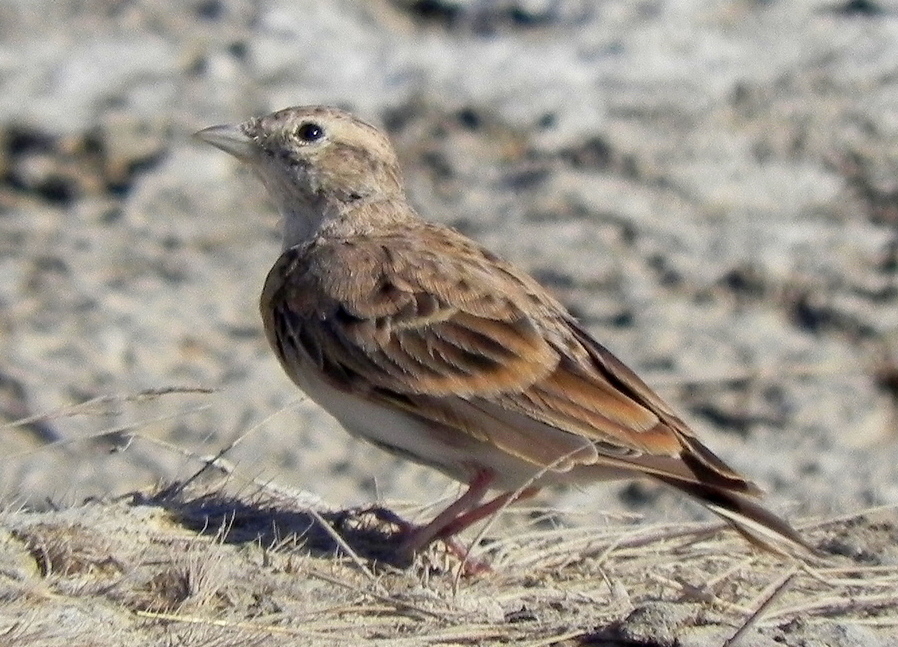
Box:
[654,476,821,557]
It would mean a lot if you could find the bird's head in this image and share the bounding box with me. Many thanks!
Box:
[196,105,405,246]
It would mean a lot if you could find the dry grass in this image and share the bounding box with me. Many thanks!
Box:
[1,391,897,646]
[0,478,895,646]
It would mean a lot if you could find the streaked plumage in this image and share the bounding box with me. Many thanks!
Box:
[195,106,813,565]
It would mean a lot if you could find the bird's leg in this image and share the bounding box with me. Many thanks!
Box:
[435,486,540,540]
[398,470,494,558]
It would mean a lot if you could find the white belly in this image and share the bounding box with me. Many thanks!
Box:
[283,354,576,490]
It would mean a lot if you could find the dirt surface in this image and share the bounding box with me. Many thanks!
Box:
[2,0,898,644]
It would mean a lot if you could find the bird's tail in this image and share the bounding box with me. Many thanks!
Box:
[653,475,821,557]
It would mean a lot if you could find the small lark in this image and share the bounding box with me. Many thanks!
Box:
[196,106,812,565]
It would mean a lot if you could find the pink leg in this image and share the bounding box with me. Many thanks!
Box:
[437,486,541,576]
[436,486,540,540]
[398,470,494,557]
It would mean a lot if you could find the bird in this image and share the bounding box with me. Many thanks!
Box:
[195,105,813,566]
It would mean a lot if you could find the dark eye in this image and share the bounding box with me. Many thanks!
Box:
[296,122,324,143]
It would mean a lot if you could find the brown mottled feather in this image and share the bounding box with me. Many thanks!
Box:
[262,220,755,495]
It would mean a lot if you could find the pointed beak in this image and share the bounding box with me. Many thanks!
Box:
[193,124,257,160]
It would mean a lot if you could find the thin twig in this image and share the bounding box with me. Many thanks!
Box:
[0,386,216,430]
[306,566,450,621]
[723,566,798,647]
[454,447,585,589]
[174,396,307,493]
[306,507,385,594]
[2,404,214,460]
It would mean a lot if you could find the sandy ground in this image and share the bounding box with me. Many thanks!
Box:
[2,0,898,644]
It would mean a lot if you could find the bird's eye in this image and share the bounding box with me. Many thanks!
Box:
[296,122,325,143]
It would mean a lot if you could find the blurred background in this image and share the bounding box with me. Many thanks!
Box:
[1,0,897,529]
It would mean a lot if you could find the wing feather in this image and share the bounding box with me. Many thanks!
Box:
[261,224,758,493]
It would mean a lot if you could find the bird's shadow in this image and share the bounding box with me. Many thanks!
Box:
[130,481,419,571]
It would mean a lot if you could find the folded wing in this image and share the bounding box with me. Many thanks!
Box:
[263,224,750,488]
